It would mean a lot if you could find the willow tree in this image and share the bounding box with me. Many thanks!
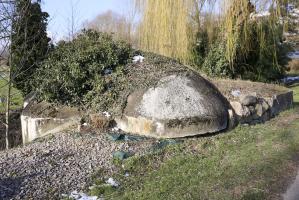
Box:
[136,0,287,80]
[136,0,193,62]
[222,0,285,78]
[223,0,279,64]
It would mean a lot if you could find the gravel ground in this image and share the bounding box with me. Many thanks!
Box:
[0,131,156,200]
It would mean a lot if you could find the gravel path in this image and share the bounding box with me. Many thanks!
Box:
[0,131,155,200]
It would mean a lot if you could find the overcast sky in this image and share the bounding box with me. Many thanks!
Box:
[42,0,132,41]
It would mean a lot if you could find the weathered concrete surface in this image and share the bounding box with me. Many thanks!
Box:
[266,91,294,117]
[116,73,229,138]
[21,101,81,144]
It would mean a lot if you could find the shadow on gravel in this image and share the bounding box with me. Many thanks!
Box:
[0,175,27,200]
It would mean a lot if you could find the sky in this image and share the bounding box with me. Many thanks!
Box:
[41,0,132,41]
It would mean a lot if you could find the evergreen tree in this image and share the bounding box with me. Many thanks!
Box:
[11,0,50,95]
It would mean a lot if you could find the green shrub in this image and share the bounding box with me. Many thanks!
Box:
[200,41,232,78]
[34,30,132,108]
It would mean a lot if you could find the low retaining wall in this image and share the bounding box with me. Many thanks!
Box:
[229,90,293,126]
[21,99,81,144]
[21,116,80,144]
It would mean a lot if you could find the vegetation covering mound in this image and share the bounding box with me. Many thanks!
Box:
[35,30,193,116]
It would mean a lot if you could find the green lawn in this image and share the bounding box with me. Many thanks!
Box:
[88,84,299,200]
[0,75,23,112]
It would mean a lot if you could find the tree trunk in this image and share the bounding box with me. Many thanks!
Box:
[5,27,12,150]
[5,67,11,150]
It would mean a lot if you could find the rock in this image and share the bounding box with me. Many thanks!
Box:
[240,94,257,106]
[230,101,250,118]
[254,103,264,118]
[261,110,271,122]
[261,98,270,111]
[230,101,253,124]
[248,106,256,115]
[116,73,229,138]
[227,109,238,130]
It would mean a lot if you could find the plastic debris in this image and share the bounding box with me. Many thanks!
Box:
[125,172,130,177]
[102,111,111,118]
[287,51,299,59]
[281,76,299,84]
[106,178,119,187]
[133,55,145,63]
[231,90,241,97]
[104,68,112,75]
[111,127,120,132]
[68,191,98,200]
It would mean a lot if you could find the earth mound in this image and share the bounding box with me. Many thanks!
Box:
[115,54,229,138]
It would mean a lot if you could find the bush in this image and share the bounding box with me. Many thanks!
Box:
[201,41,232,78]
[34,30,132,108]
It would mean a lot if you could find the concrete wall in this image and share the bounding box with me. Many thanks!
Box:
[21,116,80,144]
[21,98,81,144]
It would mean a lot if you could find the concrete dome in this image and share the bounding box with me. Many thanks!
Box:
[116,72,229,138]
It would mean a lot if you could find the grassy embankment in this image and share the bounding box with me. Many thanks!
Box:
[88,84,299,200]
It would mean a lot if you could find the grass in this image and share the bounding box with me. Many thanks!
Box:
[0,72,23,113]
[291,83,299,104]
[88,84,299,200]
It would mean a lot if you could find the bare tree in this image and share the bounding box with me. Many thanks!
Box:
[83,10,134,43]
[66,0,80,40]
[0,0,15,149]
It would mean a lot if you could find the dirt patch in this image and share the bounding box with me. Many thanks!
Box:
[286,59,299,73]
[276,113,299,127]
[210,78,289,101]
